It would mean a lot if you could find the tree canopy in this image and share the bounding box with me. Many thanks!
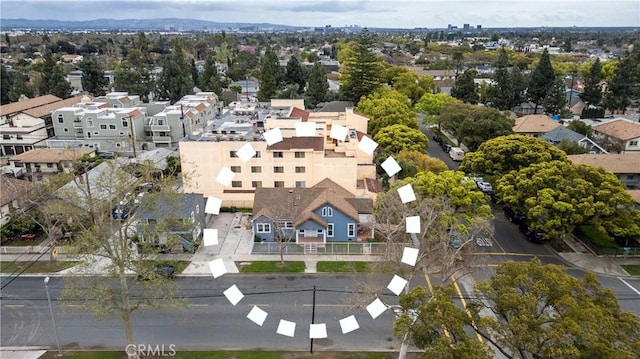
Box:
[395,150,448,179]
[155,42,194,103]
[415,92,461,116]
[78,55,109,97]
[307,61,329,107]
[356,88,418,137]
[436,103,514,151]
[339,29,385,104]
[257,47,282,101]
[527,49,555,113]
[451,68,479,104]
[580,58,603,107]
[284,56,307,94]
[38,52,71,99]
[373,124,429,155]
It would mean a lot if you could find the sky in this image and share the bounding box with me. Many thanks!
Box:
[1,0,639,29]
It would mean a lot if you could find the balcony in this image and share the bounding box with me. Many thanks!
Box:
[144,124,171,132]
[150,136,172,143]
[73,120,83,128]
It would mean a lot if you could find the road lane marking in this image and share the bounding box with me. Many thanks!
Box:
[452,274,483,344]
[4,304,24,308]
[302,303,349,307]
[187,304,209,307]
[619,278,640,296]
[248,304,271,307]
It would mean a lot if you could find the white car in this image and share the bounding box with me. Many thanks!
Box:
[477,182,493,192]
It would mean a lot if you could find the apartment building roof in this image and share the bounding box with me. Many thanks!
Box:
[593,118,640,140]
[267,137,324,151]
[22,95,87,118]
[567,153,640,174]
[513,115,561,134]
[0,95,62,117]
[10,148,95,163]
[290,107,310,122]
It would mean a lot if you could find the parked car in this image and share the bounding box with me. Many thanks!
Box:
[138,264,176,280]
[112,201,131,221]
[519,222,545,243]
[96,151,116,159]
[477,182,493,192]
[432,135,443,144]
[20,233,37,242]
[442,143,452,153]
[503,206,526,224]
[135,182,161,193]
[486,191,500,204]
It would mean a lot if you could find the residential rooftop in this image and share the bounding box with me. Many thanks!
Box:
[567,153,640,174]
[9,148,95,163]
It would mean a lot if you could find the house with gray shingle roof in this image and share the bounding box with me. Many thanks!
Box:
[541,126,607,154]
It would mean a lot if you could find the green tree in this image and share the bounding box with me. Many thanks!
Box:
[567,120,593,137]
[471,260,640,358]
[373,124,429,155]
[155,43,194,103]
[257,47,281,101]
[451,68,478,104]
[1,65,13,104]
[452,50,465,76]
[486,48,513,110]
[557,138,589,155]
[395,150,448,179]
[7,71,35,102]
[307,61,329,107]
[284,56,306,94]
[509,67,528,109]
[198,56,223,94]
[114,33,155,102]
[38,51,71,98]
[356,88,418,137]
[580,58,603,107]
[415,92,461,116]
[604,45,640,114]
[339,29,385,104]
[437,103,513,151]
[78,55,109,97]
[459,134,568,176]
[392,71,437,105]
[527,49,555,113]
[543,77,568,116]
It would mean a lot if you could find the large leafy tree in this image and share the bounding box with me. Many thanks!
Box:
[459,134,568,176]
[155,42,194,103]
[470,260,640,358]
[284,56,306,94]
[527,49,555,113]
[604,45,640,114]
[451,68,479,104]
[486,48,513,110]
[580,58,603,107]
[415,92,460,116]
[373,124,429,155]
[1,65,12,104]
[257,47,281,101]
[114,33,155,102]
[391,70,437,105]
[198,56,223,94]
[307,61,329,107]
[339,29,385,105]
[356,88,418,137]
[38,51,71,98]
[436,103,513,151]
[78,55,109,97]
[395,150,447,179]
[543,77,568,116]
[567,119,593,137]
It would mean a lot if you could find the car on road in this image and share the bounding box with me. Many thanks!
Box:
[442,143,452,153]
[477,182,493,192]
[503,206,526,224]
[432,135,443,144]
[518,222,545,243]
[485,191,500,204]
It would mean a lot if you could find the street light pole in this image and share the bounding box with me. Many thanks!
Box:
[44,276,62,356]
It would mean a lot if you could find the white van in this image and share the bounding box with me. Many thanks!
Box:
[449,147,465,161]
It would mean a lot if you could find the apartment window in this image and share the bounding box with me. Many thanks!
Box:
[294,152,305,158]
[348,223,356,237]
[87,132,92,138]
[14,162,23,167]
[232,181,242,188]
[46,163,53,168]
[256,223,271,233]
[322,206,333,217]
[295,166,305,173]
[273,151,284,158]
[122,120,128,127]
[295,181,306,188]
[274,181,285,188]
[158,119,165,126]
[630,140,639,147]
[628,175,635,180]
[274,166,284,173]
[16,135,23,140]
[100,124,107,130]
[2,135,9,140]
[251,166,262,173]
[255,151,261,158]
[109,124,116,130]
[64,128,68,132]
[327,223,334,237]
[283,221,293,229]
[230,166,241,173]
[252,181,262,188]
[86,120,94,128]
[57,114,64,123]
[94,132,99,135]
[229,151,238,158]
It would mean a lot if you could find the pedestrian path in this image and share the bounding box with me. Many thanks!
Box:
[0,348,47,359]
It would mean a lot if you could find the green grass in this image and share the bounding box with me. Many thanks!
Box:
[149,260,190,273]
[238,261,305,273]
[622,265,640,276]
[576,225,619,250]
[317,261,370,272]
[41,351,405,359]
[0,261,79,274]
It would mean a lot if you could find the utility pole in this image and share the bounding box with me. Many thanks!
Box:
[128,116,137,158]
[180,104,186,138]
[310,285,316,353]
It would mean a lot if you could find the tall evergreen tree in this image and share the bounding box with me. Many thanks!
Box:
[79,55,108,96]
[198,56,222,95]
[284,56,306,94]
[1,65,13,104]
[527,49,555,113]
[257,47,281,102]
[543,77,568,116]
[190,58,199,88]
[114,33,154,102]
[510,67,528,109]
[38,51,71,98]
[155,43,194,103]
[339,29,384,105]
[307,61,329,107]
[7,71,35,102]
[451,68,479,104]
[580,58,603,107]
[487,48,512,110]
[604,45,640,114]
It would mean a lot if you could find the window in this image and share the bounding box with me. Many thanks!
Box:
[283,221,293,228]
[327,223,334,237]
[230,166,241,173]
[232,181,242,188]
[630,140,639,147]
[274,181,285,188]
[251,166,262,173]
[294,152,305,158]
[158,119,165,126]
[100,124,107,130]
[46,163,53,168]
[317,229,323,236]
[109,124,116,130]
[229,151,238,158]
[628,175,635,180]
[122,120,128,127]
[257,223,271,233]
[348,223,356,237]
[274,166,284,173]
[295,181,306,188]
[190,211,195,223]
[252,181,262,188]
[94,132,99,135]
[2,135,9,140]
[86,120,94,128]
[273,151,284,158]
[295,166,305,173]
[14,162,23,167]
[57,114,64,123]
[322,206,333,217]
[64,128,68,132]
[255,151,261,158]
[16,135,23,140]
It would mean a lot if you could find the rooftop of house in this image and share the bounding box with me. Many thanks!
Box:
[627,189,640,205]
[136,192,203,220]
[592,118,640,141]
[21,95,88,119]
[0,94,62,117]
[541,126,587,143]
[513,114,561,134]
[9,148,95,163]
[567,153,640,174]
[0,176,34,206]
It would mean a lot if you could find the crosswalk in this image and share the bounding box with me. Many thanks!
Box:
[475,237,493,247]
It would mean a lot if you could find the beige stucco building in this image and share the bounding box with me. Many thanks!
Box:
[179,100,377,208]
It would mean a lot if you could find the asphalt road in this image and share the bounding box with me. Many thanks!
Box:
[0,274,426,351]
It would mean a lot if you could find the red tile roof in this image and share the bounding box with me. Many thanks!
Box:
[267,137,324,151]
[290,107,310,122]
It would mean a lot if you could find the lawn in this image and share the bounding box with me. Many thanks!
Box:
[622,265,640,276]
[41,351,408,359]
[149,260,190,273]
[317,261,370,273]
[576,225,620,253]
[0,261,79,274]
[237,261,305,273]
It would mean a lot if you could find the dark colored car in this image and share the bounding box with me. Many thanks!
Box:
[112,202,131,221]
[135,182,161,193]
[96,151,116,159]
[486,191,500,204]
[432,135,443,144]
[519,222,545,243]
[503,206,526,224]
[442,143,452,153]
[138,264,176,280]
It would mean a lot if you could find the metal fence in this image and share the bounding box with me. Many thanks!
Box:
[251,242,392,255]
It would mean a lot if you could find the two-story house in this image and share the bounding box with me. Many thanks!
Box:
[541,126,607,154]
[252,178,373,243]
[512,114,561,137]
[568,153,640,189]
[179,100,378,208]
[8,148,95,182]
[592,118,640,154]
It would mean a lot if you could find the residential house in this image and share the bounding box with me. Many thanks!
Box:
[512,114,561,137]
[512,102,546,115]
[567,154,640,189]
[251,178,373,243]
[541,126,607,154]
[627,189,640,210]
[0,176,33,226]
[592,118,640,154]
[230,78,259,99]
[8,148,95,182]
[179,100,377,208]
[135,193,205,253]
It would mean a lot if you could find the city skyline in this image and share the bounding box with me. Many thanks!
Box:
[1,0,639,29]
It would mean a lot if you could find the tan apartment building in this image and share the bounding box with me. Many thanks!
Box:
[179,100,377,208]
[8,148,96,182]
